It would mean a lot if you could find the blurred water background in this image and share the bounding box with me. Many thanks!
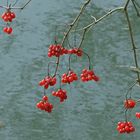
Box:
[0,0,140,140]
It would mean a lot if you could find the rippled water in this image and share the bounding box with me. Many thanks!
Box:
[0,0,140,140]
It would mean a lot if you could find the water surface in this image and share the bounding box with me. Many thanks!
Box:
[0,0,140,140]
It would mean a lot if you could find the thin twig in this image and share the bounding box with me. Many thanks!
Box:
[12,0,20,7]
[53,0,92,77]
[53,57,60,77]
[73,7,124,32]
[68,54,72,71]
[78,28,88,49]
[47,61,57,76]
[133,0,140,8]
[61,0,92,46]
[124,9,140,83]
[7,0,9,7]
[0,5,7,9]
[124,0,131,10]
[125,80,137,100]
[83,51,91,69]
[10,0,31,10]
[55,74,62,89]
[124,109,128,122]
[131,0,140,17]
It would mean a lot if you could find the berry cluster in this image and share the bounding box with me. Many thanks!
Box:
[37,42,99,113]
[117,121,135,134]
[1,11,16,34]
[52,89,67,102]
[1,11,16,22]
[36,96,53,113]
[39,76,57,89]
[116,98,140,134]
[124,99,136,109]
[136,112,140,119]
[61,70,78,84]
[80,69,99,82]
[68,48,83,56]
[48,44,68,57]
[3,27,13,34]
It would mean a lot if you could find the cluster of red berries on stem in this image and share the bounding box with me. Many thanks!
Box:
[39,76,57,89]
[1,11,16,22]
[48,44,84,58]
[36,96,53,113]
[37,40,99,113]
[1,10,16,34]
[61,70,78,84]
[48,44,68,57]
[52,89,67,103]
[116,98,140,134]
[80,69,99,82]
[117,121,135,134]
[68,48,83,56]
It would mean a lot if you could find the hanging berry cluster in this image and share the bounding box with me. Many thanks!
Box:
[81,69,99,82]
[37,43,99,113]
[116,81,140,134]
[117,121,135,134]
[0,0,31,34]
[52,89,67,103]
[61,70,78,84]
[36,0,101,113]
[39,76,57,89]
[1,10,16,34]
[36,96,53,113]
[1,10,15,22]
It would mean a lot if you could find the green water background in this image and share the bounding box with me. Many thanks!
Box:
[0,0,140,140]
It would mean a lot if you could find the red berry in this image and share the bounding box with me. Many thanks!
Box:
[3,16,9,22]
[49,77,57,86]
[136,112,140,119]
[6,27,13,34]
[36,102,41,108]
[44,83,49,89]
[124,99,136,109]
[42,96,48,101]
[39,79,46,86]
[119,129,125,133]
[7,16,12,22]
[93,75,100,82]
[68,76,73,82]
[10,12,16,19]
[6,12,11,16]
[3,27,8,33]
[125,126,130,133]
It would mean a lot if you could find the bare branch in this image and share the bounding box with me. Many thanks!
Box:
[84,7,124,31]
[72,7,124,32]
[10,0,31,10]
[131,0,140,17]
[61,0,92,46]
[124,0,131,10]
[124,9,140,82]
[12,0,20,7]
[0,5,8,9]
